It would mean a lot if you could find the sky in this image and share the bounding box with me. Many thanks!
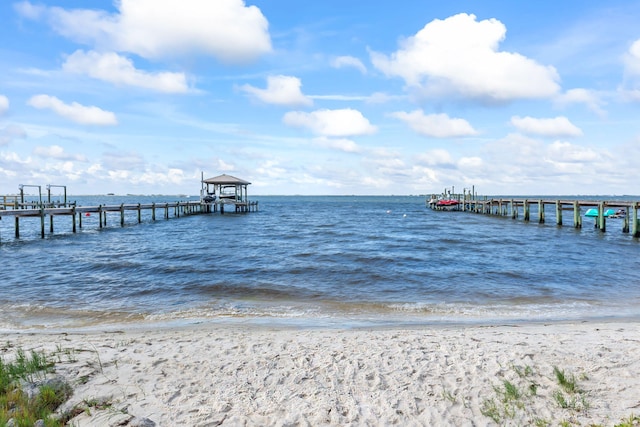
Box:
[1,0,640,196]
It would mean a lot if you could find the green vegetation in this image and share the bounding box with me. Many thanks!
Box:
[479,364,635,426]
[0,348,71,426]
[613,414,640,427]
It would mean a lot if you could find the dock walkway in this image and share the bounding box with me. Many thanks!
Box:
[0,200,208,242]
[428,196,640,237]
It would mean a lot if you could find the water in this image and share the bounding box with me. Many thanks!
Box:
[1,195,640,330]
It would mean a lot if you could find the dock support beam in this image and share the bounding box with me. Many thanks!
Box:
[524,200,530,222]
[556,200,562,226]
[633,204,639,238]
[40,208,45,238]
[538,200,545,224]
[623,207,630,233]
[573,201,581,228]
[598,202,606,232]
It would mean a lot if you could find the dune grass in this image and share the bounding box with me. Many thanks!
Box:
[0,348,70,426]
[480,364,638,426]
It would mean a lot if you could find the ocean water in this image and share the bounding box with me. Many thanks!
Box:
[1,195,640,330]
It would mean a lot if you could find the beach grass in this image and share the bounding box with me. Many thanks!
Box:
[480,364,598,425]
[0,348,71,426]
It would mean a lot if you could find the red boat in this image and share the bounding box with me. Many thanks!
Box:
[436,199,459,207]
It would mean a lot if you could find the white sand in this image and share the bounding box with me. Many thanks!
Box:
[2,320,639,426]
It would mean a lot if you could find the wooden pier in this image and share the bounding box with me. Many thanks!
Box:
[0,200,210,242]
[428,192,640,238]
[0,175,259,243]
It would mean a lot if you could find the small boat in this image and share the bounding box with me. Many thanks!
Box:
[610,209,627,218]
[436,199,459,207]
[434,199,460,211]
[584,208,617,218]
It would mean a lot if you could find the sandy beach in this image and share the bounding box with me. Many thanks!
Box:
[2,320,639,426]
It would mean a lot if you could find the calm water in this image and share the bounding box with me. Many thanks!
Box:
[1,195,640,330]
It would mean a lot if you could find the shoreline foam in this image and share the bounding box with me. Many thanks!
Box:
[2,320,639,426]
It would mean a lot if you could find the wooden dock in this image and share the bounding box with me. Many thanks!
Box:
[428,194,640,237]
[0,200,224,243]
[1,177,260,243]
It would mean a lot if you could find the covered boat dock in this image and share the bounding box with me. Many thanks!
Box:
[200,173,258,214]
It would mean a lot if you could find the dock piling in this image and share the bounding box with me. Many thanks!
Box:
[598,202,606,232]
[573,201,581,228]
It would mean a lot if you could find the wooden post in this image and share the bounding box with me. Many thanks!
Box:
[556,200,562,226]
[137,203,142,223]
[40,208,45,238]
[538,200,545,224]
[15,216,19,238]
[165,204,169,219]
[152,203,156,221]
[633,204,639,238]
[598,201,606,232]
[120,204,125,226]
[623,207,629,233]
[99,205,103,229]
[50,214,54,233]
[573,201,581,228]
[79,210,83,228]
[524,200,530,222]
[72,207,77,233]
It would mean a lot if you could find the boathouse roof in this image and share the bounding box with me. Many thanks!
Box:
[202,174,251,185]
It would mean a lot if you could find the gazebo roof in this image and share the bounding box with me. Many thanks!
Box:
[202,174,251,185]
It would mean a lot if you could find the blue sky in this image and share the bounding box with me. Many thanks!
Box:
[1,0,639,196]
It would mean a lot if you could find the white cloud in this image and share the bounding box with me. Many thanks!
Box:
[63,50,190,93]
[20,0,271,63]
[621,39,640,101]
[511,116,582,137]
[554,88,606,116]
[624,39,640,76]
[135,168,185,185]
[283,108,377,137]
[27,94,117,126]
[391,110,478,138]
[0,124,27,146]
[0,95,9,116]
[458,156,483,169]
[240,75,312,107]
[416,149,455,167]
[33,145,88,161]
[13,1,45,20]
[102,150,145,170]
[314,137,361,153]
[546,140,599,163]
[370,13,560,102]
[331,56,367,74]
